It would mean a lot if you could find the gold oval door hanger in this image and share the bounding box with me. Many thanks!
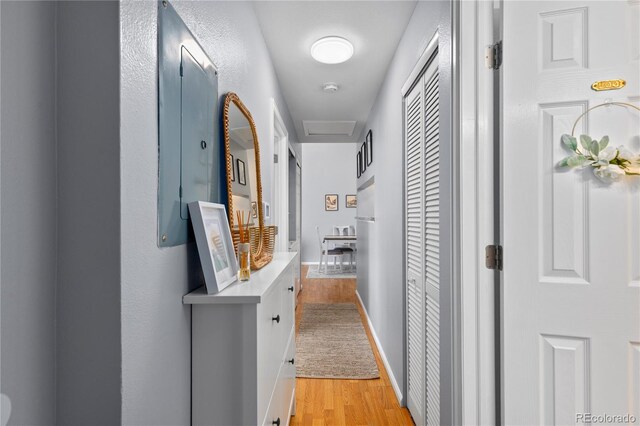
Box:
[591,79,626,91]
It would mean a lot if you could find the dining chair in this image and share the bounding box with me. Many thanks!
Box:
[317,226,343,274]
[333,225,355,271]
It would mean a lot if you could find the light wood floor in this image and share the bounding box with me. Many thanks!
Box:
[290,265,414,426]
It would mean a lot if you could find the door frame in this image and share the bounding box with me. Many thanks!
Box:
[271,98,289,252]
[458,0,500,424]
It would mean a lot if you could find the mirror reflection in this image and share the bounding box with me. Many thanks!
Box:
[227,102,259,228]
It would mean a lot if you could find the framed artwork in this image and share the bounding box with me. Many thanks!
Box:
[251,201,258,218]
[236,159,246,185]
[263,201,271,219]
[346,194,357,208]
[366,130,373,166]
[360,143,367,175]
[230,154,235,182]
[357,151,362,178]
[325,194,338,211]
[188,201,238,295]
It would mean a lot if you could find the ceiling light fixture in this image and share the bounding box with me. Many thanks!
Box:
[322,82,339,93]
[311,36,354,64]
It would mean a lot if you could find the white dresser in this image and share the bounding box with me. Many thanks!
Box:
[184,252,298,426]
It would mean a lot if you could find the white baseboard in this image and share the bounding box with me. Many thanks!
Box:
[355,290,403,405]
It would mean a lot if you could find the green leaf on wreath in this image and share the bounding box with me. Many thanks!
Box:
[561,134,578,151]
[567,155,588,167]
[580,135,592,151]
[590,140,600,156]
[599,136,609,151]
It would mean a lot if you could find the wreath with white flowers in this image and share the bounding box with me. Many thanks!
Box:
[558,102,640,183]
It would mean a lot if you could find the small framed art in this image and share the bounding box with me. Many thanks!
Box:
[325,194,338,211]
[357,152,362,178]
[251,201,258,218]
[366,130,373,166]
[237,159,246,185]
[360,142,367,175]
[346,194,357,208]
[188,201,238,295]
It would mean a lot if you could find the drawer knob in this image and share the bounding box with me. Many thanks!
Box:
[288,286,294,292]
[272,418,281,426]
[272,314,280,323]
[287,358,295,365]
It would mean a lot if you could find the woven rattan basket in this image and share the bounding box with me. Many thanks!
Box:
[231,225,277,270]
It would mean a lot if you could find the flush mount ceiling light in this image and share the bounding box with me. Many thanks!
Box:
[311,36,354,64]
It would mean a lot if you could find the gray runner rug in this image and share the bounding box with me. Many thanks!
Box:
[296,303,380,379]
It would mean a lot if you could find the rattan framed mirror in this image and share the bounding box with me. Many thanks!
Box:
[223,92,274,270]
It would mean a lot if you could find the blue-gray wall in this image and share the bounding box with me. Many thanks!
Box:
[120,1,298,423]
[358,2,454,423]
[56,2,122,424]
[0,2,57,424]
[2,1,298,424]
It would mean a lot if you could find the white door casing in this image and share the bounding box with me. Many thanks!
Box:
[271,99,289,252]
[503,1,640,424]
[459,0,498,424]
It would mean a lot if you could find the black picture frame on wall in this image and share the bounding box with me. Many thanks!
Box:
[366,130,373,166]
[357,151,362,178]
[360,142,367,175]
[237,159,246,185]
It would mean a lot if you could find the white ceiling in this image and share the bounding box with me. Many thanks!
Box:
[253,1,417,143]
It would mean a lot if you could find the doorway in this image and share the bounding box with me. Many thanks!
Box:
[272,99,289,253]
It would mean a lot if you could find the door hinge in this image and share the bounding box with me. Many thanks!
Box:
[274,154,279,163]
[485,40,502,70]
[179,63,184,77]
[485,244,503,270]
[179,186,183,198]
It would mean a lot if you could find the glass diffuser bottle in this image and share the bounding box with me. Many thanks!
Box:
[238,242,250,281]
[236,210,251,281]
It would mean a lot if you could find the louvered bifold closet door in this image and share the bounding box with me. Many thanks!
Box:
[405,77,425,426]
[405,51,440,426]
[423,58,440,426]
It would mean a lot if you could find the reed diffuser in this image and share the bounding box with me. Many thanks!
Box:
[236,210,251,281]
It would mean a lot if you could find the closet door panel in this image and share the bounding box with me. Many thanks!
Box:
[405,51,440,426]
[423,62,440,426]
[405,79,425,426]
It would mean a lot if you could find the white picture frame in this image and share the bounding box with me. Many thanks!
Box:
[188,201,238,294]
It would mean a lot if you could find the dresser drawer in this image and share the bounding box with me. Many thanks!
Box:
[279,265,295,346]
[262,334,295,426]
[281,329,296,419]
[256,283,283,420]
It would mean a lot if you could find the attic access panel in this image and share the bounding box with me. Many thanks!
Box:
[158,1,219,247]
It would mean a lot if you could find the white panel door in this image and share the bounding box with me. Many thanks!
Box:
[503,1,640,424]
